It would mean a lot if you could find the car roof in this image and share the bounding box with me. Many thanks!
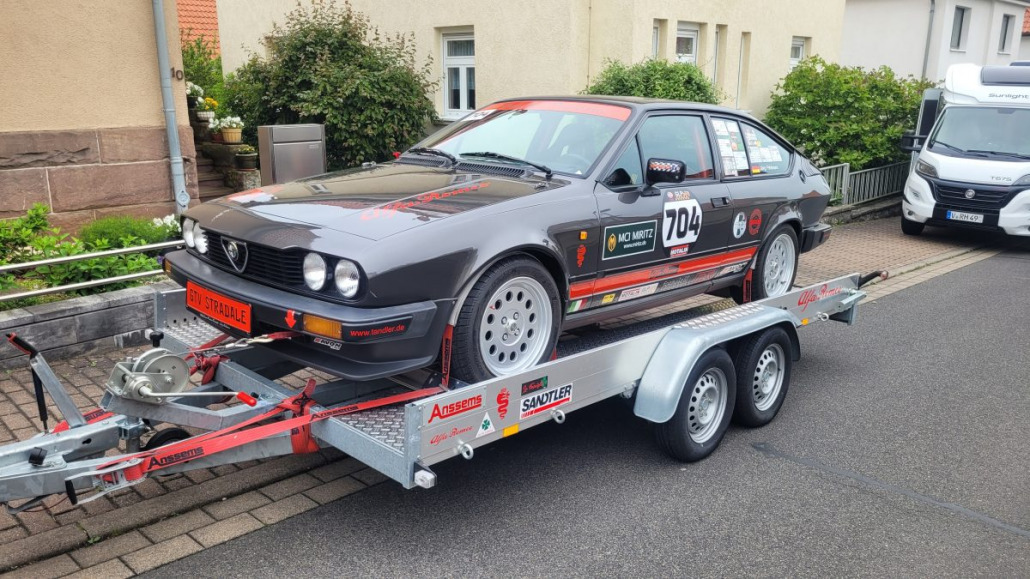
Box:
[492,95,755,118]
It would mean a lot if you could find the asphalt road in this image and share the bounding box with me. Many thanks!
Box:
[148,248,1030,578]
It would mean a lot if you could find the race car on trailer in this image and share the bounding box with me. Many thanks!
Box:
[167,97,832,386]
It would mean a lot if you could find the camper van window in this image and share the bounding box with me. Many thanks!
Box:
[928,107,1030,160]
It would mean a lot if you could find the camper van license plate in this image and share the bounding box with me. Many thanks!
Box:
[946,210,984,224]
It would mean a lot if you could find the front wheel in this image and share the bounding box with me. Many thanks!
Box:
[901,214,925,236]
[656,348,737,462]
[450,256,562,384]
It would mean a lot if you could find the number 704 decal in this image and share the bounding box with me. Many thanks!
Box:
[663,199,703,248]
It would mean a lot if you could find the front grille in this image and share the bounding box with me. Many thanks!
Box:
[930,179,1019,210]
[204,231,305,286]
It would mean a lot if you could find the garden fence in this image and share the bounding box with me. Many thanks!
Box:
[819,161,908,206]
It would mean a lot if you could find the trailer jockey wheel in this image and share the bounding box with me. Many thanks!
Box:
[142,428,191,451]
[732,327,793,428]
[656,348,736,462]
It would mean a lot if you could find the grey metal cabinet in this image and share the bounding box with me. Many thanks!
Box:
[258,124,327,185]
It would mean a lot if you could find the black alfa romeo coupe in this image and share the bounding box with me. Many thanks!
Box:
[165,97,832,384]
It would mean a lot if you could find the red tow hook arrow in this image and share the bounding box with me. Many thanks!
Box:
[285,309,297,328]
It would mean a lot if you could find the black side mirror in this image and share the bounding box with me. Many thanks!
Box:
[645,158,686,185]
[900,131,925,153]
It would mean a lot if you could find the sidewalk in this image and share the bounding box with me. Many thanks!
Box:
[0,217,1014,577]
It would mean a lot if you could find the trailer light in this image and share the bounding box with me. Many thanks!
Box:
[303,314,342,339]
[303,253,327,291]
[182,218,196,248]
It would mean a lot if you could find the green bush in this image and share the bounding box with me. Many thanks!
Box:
[222,0,437,169]
[583,59,720,104]
[764,57,936,170]
[27,234,158,296]
[79,215,179,248]
[0,203,50,265]
[181,33,225,104]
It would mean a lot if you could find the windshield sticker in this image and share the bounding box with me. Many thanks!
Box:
[602,220,657,260]
[462,109,495,122]
[662,199,703,248]
[360,181,491,220]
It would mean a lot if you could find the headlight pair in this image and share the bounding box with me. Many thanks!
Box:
[302,252,360,298]
[182,218,208,254]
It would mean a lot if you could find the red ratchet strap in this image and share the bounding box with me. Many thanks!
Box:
[50,408,114,434]
[184,331,300,384]
[94,384,445,484]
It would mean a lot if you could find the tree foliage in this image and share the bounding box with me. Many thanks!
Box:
[181,33,225,103]
[222,1,437,170]
[584,59,719,104]
[764,57,936,169]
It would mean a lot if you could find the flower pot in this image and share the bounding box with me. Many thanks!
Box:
[187,97,198,110]
[235,153,258,170]
[211,131,224,143]
[221,127,243,144]
[196,110,215,122]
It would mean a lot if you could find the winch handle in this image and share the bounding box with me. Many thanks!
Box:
[6,334,48,430]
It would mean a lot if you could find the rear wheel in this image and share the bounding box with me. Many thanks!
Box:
[901,214,925,236]
[656,348,736,462]
[731,225,799,303]
[732,327,793,427]
[451,256,561,384]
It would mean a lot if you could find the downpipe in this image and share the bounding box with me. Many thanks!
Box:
[151,0,191,215]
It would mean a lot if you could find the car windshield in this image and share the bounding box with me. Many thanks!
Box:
[928,106,1030,160]
[416,101,630,176]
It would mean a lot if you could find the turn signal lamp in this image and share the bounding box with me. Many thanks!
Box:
[303,314,342,340]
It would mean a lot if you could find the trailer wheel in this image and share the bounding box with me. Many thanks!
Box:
[142,427,190,451]
[656,348,736,462]
[732,327,793,427]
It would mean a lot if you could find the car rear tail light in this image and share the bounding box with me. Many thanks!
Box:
[304,314,342,339]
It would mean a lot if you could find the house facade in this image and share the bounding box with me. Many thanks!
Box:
[840,0,1030,81]
[1021,8,1030,58]
[217,0,847,118]
[0,0,198,231]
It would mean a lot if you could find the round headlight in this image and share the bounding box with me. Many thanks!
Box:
[303,253,327,291]
[334,260,360,298]
[193,222,208,254]
[182,218,195,248]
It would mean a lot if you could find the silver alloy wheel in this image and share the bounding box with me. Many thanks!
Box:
[763,233,797,297]
[752,343,786,411]
[478,276,552,376]
[686,367,728,443]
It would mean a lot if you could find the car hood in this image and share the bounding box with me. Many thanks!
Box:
[211,162,566,240]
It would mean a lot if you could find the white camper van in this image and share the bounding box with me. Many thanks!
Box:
[900,63,1030,237]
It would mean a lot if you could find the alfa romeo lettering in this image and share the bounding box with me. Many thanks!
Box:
[520,383,573,419]
[428,394,482,423]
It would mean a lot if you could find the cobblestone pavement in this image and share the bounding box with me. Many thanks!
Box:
[0,217,1021,577]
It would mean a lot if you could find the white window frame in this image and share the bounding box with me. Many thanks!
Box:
[442,33,475,120]
[951,6,970,51]
[999,14,1014,53]
[652,24,661,58]
[676,22,700,64]
[789,37,807,70]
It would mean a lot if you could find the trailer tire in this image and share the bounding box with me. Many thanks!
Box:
[656,348,736,462]
[142,427,190,451]
[732,327,793,427]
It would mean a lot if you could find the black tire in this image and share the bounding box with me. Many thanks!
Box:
[731,225,799,304]
[901,214,925,236]
[656,348,737,462]
[732,327,793,427]
[142,427,190,450]
[450,256,562,384]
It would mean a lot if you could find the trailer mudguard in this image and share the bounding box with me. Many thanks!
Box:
[634,305,798,424]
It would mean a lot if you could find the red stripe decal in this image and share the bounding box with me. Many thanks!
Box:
[490,100,631,121]
[569,247,757,300]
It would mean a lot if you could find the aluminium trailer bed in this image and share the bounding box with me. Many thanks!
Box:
[0,272,880,510]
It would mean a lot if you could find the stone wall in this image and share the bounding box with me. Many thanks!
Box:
[0,127,199,231]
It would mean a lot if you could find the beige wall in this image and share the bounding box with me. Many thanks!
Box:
[0,0,189,131]
[218,0,846,118]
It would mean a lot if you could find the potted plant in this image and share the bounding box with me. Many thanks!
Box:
[219,116,244,144]
[195,97,218,122]
[186,82,203,109]
[209,118,224,143]
[234,144,258,170]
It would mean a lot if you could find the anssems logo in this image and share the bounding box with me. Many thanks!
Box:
[428,394,482,423]
[147,447,204,470]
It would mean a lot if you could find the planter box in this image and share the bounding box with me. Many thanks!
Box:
[0,281,179,369]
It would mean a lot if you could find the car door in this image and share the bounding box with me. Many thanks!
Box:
[590,113,734,300]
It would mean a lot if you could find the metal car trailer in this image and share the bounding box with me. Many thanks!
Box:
[0,272,883,511]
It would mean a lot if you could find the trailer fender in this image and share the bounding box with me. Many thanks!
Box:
[634,307,798,424]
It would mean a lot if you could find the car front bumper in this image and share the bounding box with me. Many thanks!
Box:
[903,175,1030,236]
[163,250,454,381]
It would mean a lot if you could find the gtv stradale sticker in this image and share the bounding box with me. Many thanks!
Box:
[520,383,573,420]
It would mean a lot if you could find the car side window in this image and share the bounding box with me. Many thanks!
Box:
[603,138,643,188]
[637,115,715,179]
[740,124,791,176]
[710,118,751,177]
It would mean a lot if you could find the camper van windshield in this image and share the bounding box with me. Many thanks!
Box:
[928,107,1030,161]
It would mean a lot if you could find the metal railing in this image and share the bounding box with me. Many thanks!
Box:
[0,241,182,303]
[819,161,908,206]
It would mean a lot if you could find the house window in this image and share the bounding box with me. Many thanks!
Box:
[676,23,699,64]
[443,34,475,119]
[789,37,807,70]
[652,25,660,58]
[951,7,970,50]
[999,14,1014,53]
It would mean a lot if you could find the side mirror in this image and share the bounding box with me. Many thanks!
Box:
[645,158,686,185]
[900,131,925,153]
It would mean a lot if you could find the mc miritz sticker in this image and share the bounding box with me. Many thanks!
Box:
[520,383,573,420]
[602,221,657,260]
